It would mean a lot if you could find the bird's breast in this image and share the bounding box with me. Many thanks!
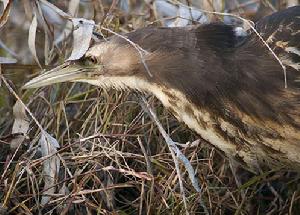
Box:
[145,82,300,170]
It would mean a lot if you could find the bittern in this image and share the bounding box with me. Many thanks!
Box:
[24,6,300,170]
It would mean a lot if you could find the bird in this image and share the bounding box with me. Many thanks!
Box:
[24,6,300,171]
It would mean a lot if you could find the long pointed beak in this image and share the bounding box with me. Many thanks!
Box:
[23,62,99,89]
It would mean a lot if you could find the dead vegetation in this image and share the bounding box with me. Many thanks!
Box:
[1,0,300,214]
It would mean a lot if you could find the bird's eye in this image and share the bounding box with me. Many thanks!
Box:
[85,56,98,65]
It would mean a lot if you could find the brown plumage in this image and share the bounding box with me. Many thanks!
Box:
[24,6,300,171]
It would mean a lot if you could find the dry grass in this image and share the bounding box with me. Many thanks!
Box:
[1,1,300,214]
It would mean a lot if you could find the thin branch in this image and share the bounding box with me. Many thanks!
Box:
[139,95,209,215]
[0,75,44,132]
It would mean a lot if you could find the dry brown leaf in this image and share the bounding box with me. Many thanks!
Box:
[39,0,78,47]
[28,14,41,68]
[0,0,12,29]
[35,1,52,66]
[40,3,64,26]
[57,0,81,43]
[39,0,71,19]
[39,131,60,206]
[9,100,29,150]
[52,0,80,45]
[67,18,95,61]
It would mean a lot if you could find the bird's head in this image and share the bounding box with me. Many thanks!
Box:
[23,37,152,91]
[23,24,239,95]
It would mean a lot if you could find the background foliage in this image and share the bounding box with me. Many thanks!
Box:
[1,0,300,214]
